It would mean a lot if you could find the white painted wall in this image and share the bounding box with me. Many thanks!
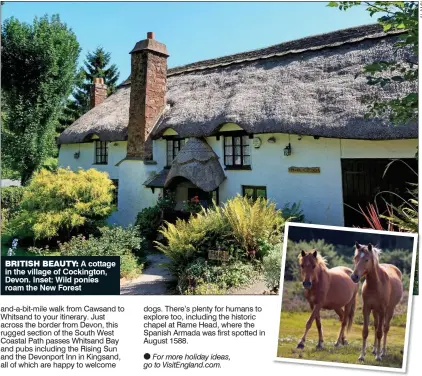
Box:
[112,160,161,226]
[58,141,127,179]
[58,135,417,227]
[207,134,417,227]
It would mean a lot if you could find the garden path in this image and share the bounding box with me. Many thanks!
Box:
[228,277,269,295]
[120,253,175,295]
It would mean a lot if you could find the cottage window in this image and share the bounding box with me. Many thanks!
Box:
[166,138,185,166]
[224,134,251,169]
[242,186,267,201]
[95,140,108,164]
[111,179,119,206]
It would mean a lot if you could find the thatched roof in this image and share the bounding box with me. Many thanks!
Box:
[144,168,169,188]
[164,138,226,192]
[58,24,417,145]
[59,86,129,144]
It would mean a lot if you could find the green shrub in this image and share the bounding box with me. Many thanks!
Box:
[156,205,232,276]
[222,195,284,256]
[135,191,176,241]
[178,258,258,294]
[135,206,162,240]
[1,208,11,235]
[10,168,115,241]
[262,243,283,292]
[185,279,226,295]
[1,186,25,210]
[156,191,176,211]
[157,196,285,292]
[281,201,305,222]
[380,249,413,275]
[58,226,144,279]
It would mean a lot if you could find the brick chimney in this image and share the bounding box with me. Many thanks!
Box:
[127,32,169,159]
[90,77,107,108]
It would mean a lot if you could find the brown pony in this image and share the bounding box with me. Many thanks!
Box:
[351,242,403,361]
[297,249,358,349]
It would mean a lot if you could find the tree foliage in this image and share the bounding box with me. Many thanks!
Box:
[328,1,418,125]
[10,168,115,241]
[59,47,120,130]
[1,15,80,184]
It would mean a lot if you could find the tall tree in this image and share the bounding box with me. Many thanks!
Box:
[328,1,418,125]
[59,47,120,130]
[1,15,80,184]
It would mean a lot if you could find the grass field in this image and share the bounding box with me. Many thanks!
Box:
[277,310,406,369]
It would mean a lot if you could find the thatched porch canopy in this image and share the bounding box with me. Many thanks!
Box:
[58,24,417,145]
[144,168,169,188]
[164,138,226,192]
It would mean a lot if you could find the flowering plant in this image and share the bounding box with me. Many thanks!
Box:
[183,196,202,214]
[157,190,176,211]
[7,238,18,256]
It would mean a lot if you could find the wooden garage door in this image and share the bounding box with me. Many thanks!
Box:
[341,158,418,227]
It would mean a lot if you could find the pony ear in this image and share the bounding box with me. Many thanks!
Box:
[301,250,306,257]
[355,241,361,248]
[312,250,318,258]
[367,243,373,252]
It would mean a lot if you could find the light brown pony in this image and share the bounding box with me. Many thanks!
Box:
[351,242,403,361]
[297,249,358,349]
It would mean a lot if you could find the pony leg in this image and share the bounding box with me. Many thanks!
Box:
[372,310,379,355]
[381,308,394,358]
[315,313,324,349]
[358,304,371,361]
[335,304,351,347]
[334,308,344,322]
[297,305,320,349]
[375,309,385,361]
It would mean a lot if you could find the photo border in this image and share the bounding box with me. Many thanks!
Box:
[274,222,418,373]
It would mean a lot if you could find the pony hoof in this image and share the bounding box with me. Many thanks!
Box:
[372,349,377,355]
[296,342,305,349]
[334,342,340,347]
[342,340,349,346]
[375,355,382,361]
[358,356,365,362]
[316,343,324,349]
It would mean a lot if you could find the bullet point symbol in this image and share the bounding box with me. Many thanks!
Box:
[144,353,151,360]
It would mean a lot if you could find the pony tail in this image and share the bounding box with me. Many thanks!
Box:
[347,291,357,332]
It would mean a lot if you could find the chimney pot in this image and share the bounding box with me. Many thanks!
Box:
[127,32,169,159]
[90,77,107,108]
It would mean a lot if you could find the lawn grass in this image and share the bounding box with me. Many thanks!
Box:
[277,311,405,369]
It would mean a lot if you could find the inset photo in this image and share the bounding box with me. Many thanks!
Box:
[275,223,417,372]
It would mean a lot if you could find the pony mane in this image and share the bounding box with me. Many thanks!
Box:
[316,254,328,269]
[371,246,382,264]
[298,250,328,269]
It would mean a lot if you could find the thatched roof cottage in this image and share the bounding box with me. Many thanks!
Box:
[58,25,418,227]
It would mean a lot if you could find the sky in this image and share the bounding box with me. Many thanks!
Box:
[1,1,376,84]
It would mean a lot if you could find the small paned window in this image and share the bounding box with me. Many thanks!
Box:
[242,186,267,201]
[166,139,185,166]
[95,140,108,164]
[224,134,251,168]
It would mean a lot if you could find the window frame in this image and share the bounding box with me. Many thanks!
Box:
[94,140,108,165]
[166,137,185,167]
[111,179,119,207]
[223,131,251,170]
[242,185,267,201]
